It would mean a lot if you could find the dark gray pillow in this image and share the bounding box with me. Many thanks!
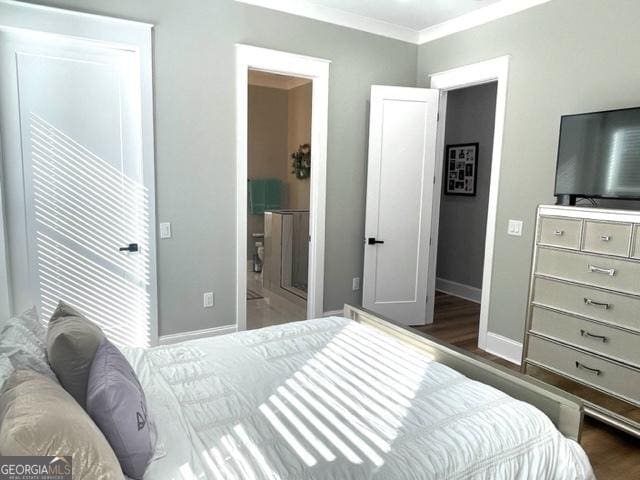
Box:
[87,338,152,479]
[47,302,105,408]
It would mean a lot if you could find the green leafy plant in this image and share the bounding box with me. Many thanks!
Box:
[291,143,311,179]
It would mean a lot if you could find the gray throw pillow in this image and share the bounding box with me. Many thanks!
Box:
[87,338,153,479]
[47,302,105,408]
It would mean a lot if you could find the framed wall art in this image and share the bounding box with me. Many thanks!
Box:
[444,143,478,196]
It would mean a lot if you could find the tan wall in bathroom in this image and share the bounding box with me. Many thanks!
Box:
[286,82,312,210]
[247,82,312,261]
[247,85,289,261]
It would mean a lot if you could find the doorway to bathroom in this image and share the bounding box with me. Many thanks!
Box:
[245,69,312,329]
[236,45,329,332]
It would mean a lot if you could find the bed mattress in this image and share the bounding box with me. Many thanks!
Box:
[124,316,594,479]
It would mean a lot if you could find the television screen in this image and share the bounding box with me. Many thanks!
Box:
[555,107,640,200]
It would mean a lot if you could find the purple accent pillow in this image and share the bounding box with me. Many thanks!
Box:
[86,338,152,479]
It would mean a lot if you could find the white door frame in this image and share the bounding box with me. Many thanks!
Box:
[235,45,330,331]
[427,55,510,350]
[0,0,158,344]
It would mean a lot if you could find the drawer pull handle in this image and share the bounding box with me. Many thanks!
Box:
[584,298,610,309]
[587,264,616,276]
[600,235,612,242]
[553,229,564,236]
[580,329,608,343]
[575,361,601,376]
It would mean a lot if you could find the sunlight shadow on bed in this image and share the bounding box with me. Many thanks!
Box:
[178,322,436,479]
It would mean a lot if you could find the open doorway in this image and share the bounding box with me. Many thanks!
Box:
[431,82,497,349]
[419,56,511,361]
[246,70,312,329]
[235,45,330,332]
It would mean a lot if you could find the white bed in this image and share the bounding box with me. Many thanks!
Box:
[124,315,594,479]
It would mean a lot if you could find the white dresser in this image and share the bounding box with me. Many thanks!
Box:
[523,205,640,437]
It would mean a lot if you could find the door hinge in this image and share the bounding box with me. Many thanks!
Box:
[433,176,436,184]
[429,237,432,246]
[437,112,440,121]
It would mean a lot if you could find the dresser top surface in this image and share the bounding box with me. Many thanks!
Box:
[538,205,640,223]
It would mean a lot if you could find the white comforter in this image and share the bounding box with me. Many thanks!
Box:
[124,317,594,480]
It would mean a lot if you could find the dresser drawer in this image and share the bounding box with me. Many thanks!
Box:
[582,221,632,257]
[525,363,640,427]
[536,248,640,296]
[633,225,640,259]
[530,307,640,367]
[538,216,582,249]
[527,335,640,405]
[532,277,640,332]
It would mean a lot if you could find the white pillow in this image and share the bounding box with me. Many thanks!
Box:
[0,308,57,381]
[0,354,13,390]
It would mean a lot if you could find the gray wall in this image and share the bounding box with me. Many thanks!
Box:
[27,0,417,336]
[418,0,640,341]
[437,82,497,290]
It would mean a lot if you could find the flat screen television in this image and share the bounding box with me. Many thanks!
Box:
[555,106,640,205]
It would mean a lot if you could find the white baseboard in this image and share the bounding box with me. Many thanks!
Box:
[436,277,482,303]
[485,332,522,365]
[159,324,237,345]
[322,309,344,317]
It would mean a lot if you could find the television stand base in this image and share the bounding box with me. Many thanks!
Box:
[555,194,576,206]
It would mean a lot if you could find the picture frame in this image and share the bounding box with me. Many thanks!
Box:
[444,143,478,196]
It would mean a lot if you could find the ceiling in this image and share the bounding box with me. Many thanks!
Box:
[236,0,551,44]
[297,0,502,32]
[248,70,312,90]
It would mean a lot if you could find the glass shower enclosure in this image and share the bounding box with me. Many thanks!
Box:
[263,210,309,300]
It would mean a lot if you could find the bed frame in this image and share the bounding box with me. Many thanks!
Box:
[343,304,585,442]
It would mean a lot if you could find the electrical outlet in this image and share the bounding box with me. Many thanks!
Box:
[508,219,523,236]
[159,222,172,239]
[203,292,214,308]
[352,277,360,291]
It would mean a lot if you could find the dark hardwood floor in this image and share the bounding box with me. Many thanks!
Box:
[413,292,640,479]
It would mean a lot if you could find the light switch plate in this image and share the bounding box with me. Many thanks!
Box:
[508,219,523,236]
[203,292,214,308]
[159,222,172,239]
[352,277,360,291]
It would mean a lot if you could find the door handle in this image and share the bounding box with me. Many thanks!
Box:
[367,237,384,245]
[119,243,139,253]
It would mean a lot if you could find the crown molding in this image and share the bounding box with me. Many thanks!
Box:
[235,0,419,44]
[0,0,153,30]
[417,0,552,44]
[236,0,551,46]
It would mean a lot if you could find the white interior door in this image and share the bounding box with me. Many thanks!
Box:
[0,30,154,347]
[362,85,439,326]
